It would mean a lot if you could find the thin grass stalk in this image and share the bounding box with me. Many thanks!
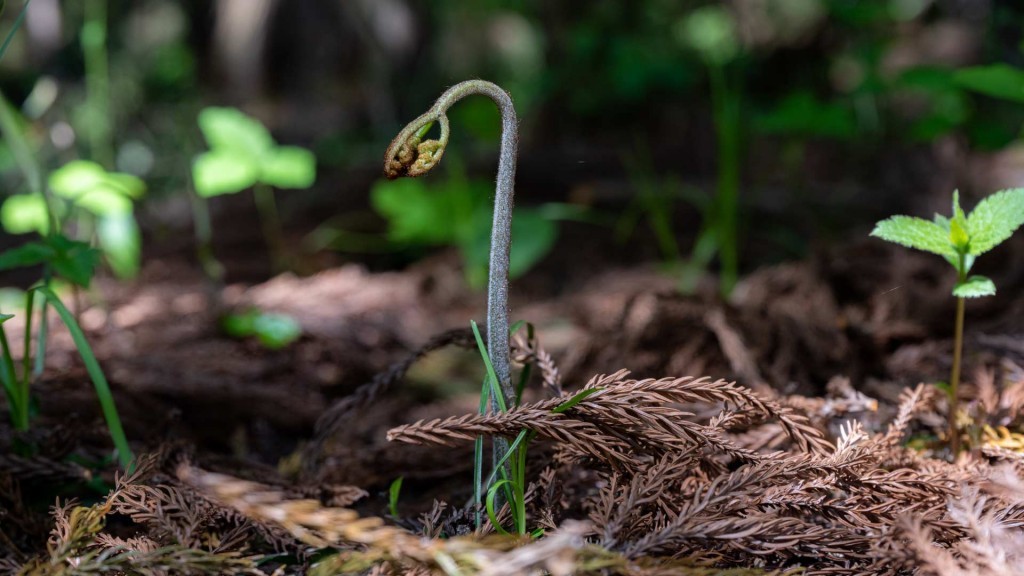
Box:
[36,287,133,469]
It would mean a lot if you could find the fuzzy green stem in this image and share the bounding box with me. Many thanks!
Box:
[385,80,519,506]
[385,80,518,411]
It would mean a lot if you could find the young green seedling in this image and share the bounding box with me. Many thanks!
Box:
[384,79,518,508]
[872,189,1024,454]
[191,107,317,272]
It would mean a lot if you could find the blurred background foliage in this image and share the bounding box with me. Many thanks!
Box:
[0,0,1021,290]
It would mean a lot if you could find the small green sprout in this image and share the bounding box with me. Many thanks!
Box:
[872,188,1024,454]
[221,309,302,350]
[1,160,146,280]
[192,107,316,271]
[388,476,403,518]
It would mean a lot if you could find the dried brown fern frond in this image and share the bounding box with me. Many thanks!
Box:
[179,465,594,576]
[389,370,830,472]
[883,383,936,446]
[894,486,1024,576]
[22,497,260,575]
[388,409,637,466]
[511,328,563,397]
[0,455,90,484]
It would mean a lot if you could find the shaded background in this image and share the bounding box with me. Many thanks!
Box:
[0,0,1023,291]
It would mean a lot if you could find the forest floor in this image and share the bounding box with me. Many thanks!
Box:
[2,228,1024,575]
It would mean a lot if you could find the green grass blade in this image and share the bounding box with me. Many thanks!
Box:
[0,320,23,428]
[473,349,491,530]
[0,1,32,63]
[471,320,506,412]
[35,286,133,469]
[485,479,513,536]
[388,476,403,517]
[553,387,603,413]
[482,429,531,492]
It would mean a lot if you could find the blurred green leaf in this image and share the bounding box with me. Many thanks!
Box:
[261,146,316,189]
[251,313,301,349]
[104,172,146,199]
[49,161,146,212]
[755,91,857,138]
[97,213,141,279]
[76,187,133,216]
[463,206,557,288]
[45,235,101,287]
[954,64,1024,103]
[49,160,108,199]
[0,241,53,269]
[0,235,99,287]
[674,6,739,66]
[197,107,275,160]
[192,150,259,197]
[222,309,301,350]
[1,194,50,234]
[371,178,465,245]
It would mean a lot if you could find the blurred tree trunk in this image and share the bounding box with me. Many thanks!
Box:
[214,0,276,99]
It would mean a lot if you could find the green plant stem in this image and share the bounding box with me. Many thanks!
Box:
[0,1,34,62]
[709,64,742,297]
[0,323,25,430]
[386,80,520,515]
[82,0,113,169]
[949,294,965,455]
[191,190,227,286]
[253,183,286,271]
[36,286,133,469]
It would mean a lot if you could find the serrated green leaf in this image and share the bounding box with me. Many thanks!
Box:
[192,150,259,197]
[197,107,275,160]
[953,275,996,298]
[1,194,50,234]
[966,188,1024,255]
[870,216,956,259]
[954,64,1024,103]
[260,146,316,189]
[949,216,969,252]
[97,213,141,279]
